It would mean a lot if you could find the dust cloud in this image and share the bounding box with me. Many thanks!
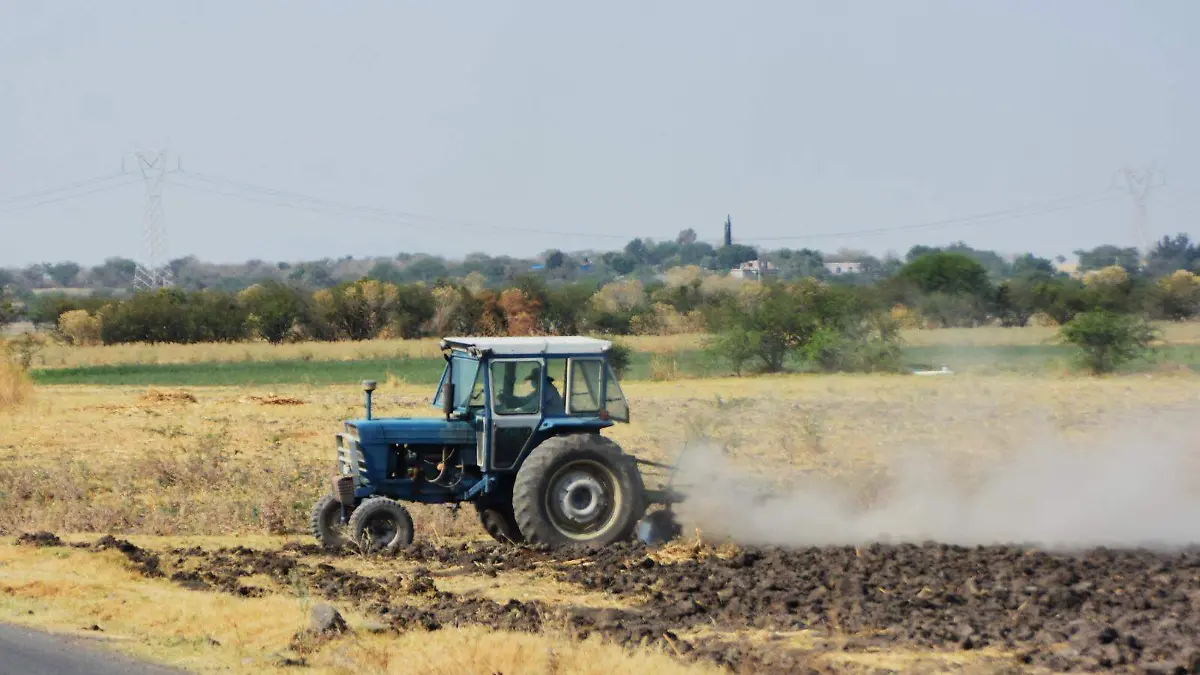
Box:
[669,410,1200,550]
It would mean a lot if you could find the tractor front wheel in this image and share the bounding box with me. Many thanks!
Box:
[347,497,415,553]
[310,494,353,549]
[512,434,645,547]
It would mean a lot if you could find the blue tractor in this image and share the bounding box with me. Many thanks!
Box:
[310,336,682,551]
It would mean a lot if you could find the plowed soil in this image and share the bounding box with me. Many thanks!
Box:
[19,533,1200,674]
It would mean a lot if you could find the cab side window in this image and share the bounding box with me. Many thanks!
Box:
[490,360,541,415]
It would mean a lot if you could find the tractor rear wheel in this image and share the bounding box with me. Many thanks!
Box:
[347,497,414,553]
[476,504,523,544]
[310,495,353,549]
[512,434,646,547]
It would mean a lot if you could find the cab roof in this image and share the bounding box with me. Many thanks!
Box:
[440,336,612,356]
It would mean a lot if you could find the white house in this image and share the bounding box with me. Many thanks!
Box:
[729,259,777,281]
[823,261,863,275]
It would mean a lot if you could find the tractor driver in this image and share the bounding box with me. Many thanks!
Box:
[508,365,564,415]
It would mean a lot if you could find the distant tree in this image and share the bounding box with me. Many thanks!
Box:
[1074,245,1141,274]
[898,252,991,297]
[43,262,81,287]
[993,279,1039,327]
[400,257,450,283]
[88,258,138,288]
[678,241,716,267]
[1010,253,1057,279]
[715,244,758,270]
[239,281,310,343]
[367,261,402,283]
[542,282,597,335]
[25,293,108,328]
[771,248,824,279]
[544,249,566,270]
[601,252,637,275]
[1145,233,1200,277]
[1148,270,1200,321]
[100,289,247,344]
[705,279,899,373]
[1028,277,1090,325]
[623,238,649,264]
[0,291,17,324]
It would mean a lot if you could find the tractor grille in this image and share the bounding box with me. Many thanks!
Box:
[336,433,369,486]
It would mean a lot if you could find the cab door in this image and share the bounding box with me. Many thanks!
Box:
[486,358,543,470]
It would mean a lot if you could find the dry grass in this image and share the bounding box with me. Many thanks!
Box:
[0,359,32,410]
[33,334,709,369]
[900,321,1200,347]
[27,323,1200,370]
[2,373,1199,538]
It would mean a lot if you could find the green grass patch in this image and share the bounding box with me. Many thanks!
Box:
[29,344,1200,387]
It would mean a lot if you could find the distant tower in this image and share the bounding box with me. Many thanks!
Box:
[723,215,732,247]
[1121,165,1164,262]
[129,150,178,290]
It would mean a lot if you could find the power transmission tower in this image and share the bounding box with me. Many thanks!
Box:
[127,150,179,290]
[1120,164,1165,261]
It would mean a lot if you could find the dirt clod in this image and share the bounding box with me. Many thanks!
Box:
[139,389,197,405]
[15,531,63,547]
[50,534,1200,674]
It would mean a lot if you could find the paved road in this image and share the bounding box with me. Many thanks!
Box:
[0,623,187,675]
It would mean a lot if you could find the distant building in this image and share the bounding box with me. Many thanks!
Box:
[729,259,777,281]
[823,261,863,275]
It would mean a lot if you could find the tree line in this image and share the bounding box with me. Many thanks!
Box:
[3,233,1198,376]
[5,231,1199,298]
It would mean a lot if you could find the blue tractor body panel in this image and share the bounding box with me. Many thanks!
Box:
[346,417,475,445]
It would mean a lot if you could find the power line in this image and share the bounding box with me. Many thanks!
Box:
[0,171,129,205]
[170,169,640,240]
[173,168,1127,249]
[733,188,1122,243]
[0,175,141,216]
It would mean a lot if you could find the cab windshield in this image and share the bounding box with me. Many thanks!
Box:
[432,353,483,410]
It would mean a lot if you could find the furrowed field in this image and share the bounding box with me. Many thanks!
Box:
[2,326,1200,674]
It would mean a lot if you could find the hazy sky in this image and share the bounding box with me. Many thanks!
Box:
[1,1,1198,267]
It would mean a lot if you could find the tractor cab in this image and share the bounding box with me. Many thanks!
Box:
[311,336,655,553]
[432,336,630,472]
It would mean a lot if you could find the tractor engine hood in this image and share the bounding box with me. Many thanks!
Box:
[345,417,476,446]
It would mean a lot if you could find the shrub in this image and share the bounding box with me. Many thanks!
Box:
[606,340,632,377]
[804,314,904,373]
[703,326,760,376]
[703,279,900,375]
[58,309,102,346]
[1149,270,1200,320]
[1058,310,1158,374]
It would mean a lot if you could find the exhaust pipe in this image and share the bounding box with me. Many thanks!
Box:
[362,380,377,419]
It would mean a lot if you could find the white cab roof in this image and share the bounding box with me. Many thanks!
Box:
[441,336,612,356]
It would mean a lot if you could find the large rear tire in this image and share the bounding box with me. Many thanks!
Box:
[347,497,415,553]
[310,494,352,549]
[512,434,646,547]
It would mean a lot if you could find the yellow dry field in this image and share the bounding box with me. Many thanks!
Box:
[2,372,1199,673]
[31,322,1200,369]
[32,334,707,369]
